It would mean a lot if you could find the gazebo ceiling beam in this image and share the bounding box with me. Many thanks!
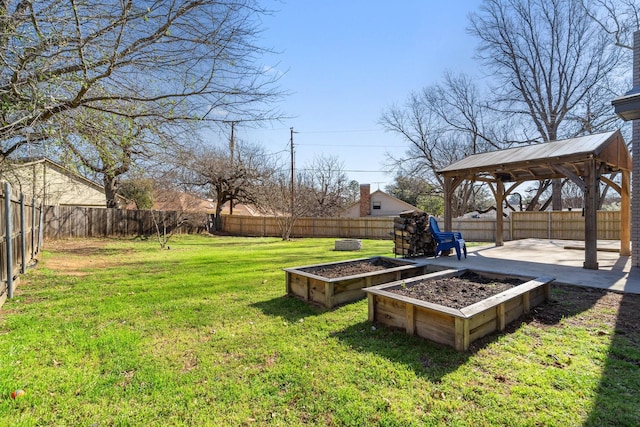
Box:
[474,176,497,184]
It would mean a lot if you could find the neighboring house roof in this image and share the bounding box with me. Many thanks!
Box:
[341,189,420,218]
[152,190,264,216]
[3,157,126,207]
[217,202,263,216]
[153,190,216,214]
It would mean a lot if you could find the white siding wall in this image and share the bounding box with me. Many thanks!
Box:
[8,161,107,207]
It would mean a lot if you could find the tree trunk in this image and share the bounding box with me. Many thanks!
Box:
[214,203,224,231]
[103,176,119,208]
[280,216,294,241]
[551,179,563,211]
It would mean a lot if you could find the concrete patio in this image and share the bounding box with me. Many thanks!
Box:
[423,238,640,295]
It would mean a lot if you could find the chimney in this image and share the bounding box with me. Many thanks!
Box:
[359,184,371,217]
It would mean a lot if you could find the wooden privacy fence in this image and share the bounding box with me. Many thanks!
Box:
[219,214,504,241]
[511,210,621,240]
[219,211,623,242]
[39,209,624,242]
[43,205,207,240]
[37,207,625,243]
[451,217,512,242]
[220,215,395,239]
[0,182,43,308]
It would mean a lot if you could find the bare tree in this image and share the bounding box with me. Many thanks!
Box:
[151,183,209,249]
[180,140,275,231]
[469,0,623,210]
[302,154,352,217]
[581,0,640,50]
[0,1,283,162]
[250,155,352,240]
[380,73,506,216]
[253,169,316,241]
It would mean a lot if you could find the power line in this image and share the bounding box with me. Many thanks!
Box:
[297,129,382,134]
[275,166,394,174]
[296,143,391,148]
[343,169,394,173]
[244,127,383,134]
[294,168,394,173]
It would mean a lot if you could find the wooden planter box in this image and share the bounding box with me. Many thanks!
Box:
[364,269,554,351]
[284,257,445,309]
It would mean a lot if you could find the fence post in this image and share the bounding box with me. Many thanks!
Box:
[509,214,513,241]
[38,203,43,251]
[20,193,26,274]
[31,198,36,260]
[5,182,13,299]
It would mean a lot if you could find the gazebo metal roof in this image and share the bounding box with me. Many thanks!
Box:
[438,130,631,182]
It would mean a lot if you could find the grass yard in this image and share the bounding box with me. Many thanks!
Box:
[0,235,638,426]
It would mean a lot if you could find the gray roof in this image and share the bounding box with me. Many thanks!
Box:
[437,130,630,182]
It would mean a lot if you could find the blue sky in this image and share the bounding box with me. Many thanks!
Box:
[237,1,485,191]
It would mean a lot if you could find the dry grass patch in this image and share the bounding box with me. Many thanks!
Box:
[42,239,124,275]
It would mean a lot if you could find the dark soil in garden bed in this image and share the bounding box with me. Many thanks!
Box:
[300,258,400,279]
[389,271,525,309]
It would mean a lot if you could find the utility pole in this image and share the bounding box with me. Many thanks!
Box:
[229,121,235,166]
[290,127,296,218]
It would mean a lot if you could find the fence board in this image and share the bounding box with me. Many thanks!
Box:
[451,218,511,242]
[42,210,605,243]
[43,206,206,240]
[219,211,622,242]
[36,206,628,252]
[512,211,621,241]
[220,215,395,239]
[0,182,42,307]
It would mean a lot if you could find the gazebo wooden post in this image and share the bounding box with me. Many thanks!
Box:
[621,169,631,256]
[443,176,454,232]
[584,159,599,269]
[495,180,504,246]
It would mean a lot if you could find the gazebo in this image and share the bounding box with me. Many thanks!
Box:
[437,130,631,270]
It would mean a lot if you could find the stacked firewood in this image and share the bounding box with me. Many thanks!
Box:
[393,210,437,257]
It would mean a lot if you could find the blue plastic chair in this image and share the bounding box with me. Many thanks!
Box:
[429,216,467,260]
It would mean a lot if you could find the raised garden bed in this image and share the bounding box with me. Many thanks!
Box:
[364,269,554,351]
[284,257,445,308]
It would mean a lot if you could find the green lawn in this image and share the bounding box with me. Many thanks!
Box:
[0,235,638,426]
